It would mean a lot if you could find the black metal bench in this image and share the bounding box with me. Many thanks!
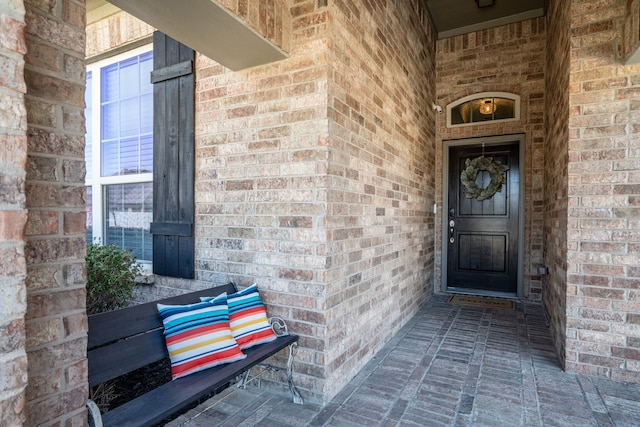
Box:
[87,283,303,427]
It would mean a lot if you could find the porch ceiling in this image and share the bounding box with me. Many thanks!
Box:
[424,0,546,39]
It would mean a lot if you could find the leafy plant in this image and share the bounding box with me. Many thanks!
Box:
[86,243,144,315]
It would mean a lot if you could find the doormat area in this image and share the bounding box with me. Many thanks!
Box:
[447,294,515,310]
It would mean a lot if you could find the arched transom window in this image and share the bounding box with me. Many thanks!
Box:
[447,92,520,127]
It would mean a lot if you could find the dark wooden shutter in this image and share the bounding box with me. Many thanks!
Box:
[150,31,195,279]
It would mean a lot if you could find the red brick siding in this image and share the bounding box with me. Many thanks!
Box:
[0,1,28,425]
[23,0,88,425]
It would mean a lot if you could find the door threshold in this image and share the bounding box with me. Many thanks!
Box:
[445,287,519,300]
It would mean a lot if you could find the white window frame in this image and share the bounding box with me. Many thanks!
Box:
[446,91,521,128]
[86,44,153,269]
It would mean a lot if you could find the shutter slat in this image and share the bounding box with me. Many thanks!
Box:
[150,60,193,84]
[150,222,192,236]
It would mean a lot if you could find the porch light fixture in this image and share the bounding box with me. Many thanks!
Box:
[479,98,497,115]
[476,0,495,8]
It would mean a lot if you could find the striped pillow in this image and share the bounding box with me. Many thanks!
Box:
[227,284,277,350]
[157,294,246,380]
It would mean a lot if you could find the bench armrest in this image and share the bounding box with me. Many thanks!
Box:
[269,316,290,337]
[87,399,103,427]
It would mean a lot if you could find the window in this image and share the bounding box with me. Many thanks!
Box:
[447,92,520,128]
[85,46,154,265]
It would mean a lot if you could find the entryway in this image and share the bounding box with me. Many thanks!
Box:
[441,135,524,297]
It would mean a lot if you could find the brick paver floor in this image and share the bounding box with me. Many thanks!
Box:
[166,295,640,426]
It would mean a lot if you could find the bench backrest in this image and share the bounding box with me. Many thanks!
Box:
[88,283,237,387]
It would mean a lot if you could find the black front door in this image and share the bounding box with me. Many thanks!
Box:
[446,141,519,294]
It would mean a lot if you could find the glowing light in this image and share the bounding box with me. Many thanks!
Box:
[479,99,496,115]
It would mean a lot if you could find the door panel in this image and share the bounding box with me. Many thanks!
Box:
[457,234,506,272]
[447,142,519,294]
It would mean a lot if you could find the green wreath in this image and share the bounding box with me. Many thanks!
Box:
[460,156,510,201]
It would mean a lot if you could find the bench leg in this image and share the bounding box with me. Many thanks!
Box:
[236,341,303,405]
[287,343,304,405]
[237,369,254,389]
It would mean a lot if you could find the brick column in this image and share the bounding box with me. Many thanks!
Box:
[23,0,88,425]
[0,1,28,425]
[565,0,640,383]
[543,0,571,369]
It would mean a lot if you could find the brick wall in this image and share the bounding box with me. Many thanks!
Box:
[435,18,546,301]
[216,0,291,54]
[621,0,640,63]
[192,0,435,403]
[23,0,88,425]
[565,0,640,382]
[322,0,435,400]
[0,1,28,425]
[86,9,153,57]
[192,49,331,401]
[544,0,571,370]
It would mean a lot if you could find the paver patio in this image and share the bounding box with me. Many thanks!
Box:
[166,295,640,427]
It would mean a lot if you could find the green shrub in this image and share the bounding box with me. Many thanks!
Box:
[86,243,144,315]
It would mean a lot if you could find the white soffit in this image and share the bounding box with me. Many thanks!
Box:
[106,0,288,71]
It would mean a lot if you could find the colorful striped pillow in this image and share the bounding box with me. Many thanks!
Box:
[203,285,278,350]
[227,284,277,350]
[157,294,246,380]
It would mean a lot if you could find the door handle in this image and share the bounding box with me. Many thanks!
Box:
[449,219,455,244]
